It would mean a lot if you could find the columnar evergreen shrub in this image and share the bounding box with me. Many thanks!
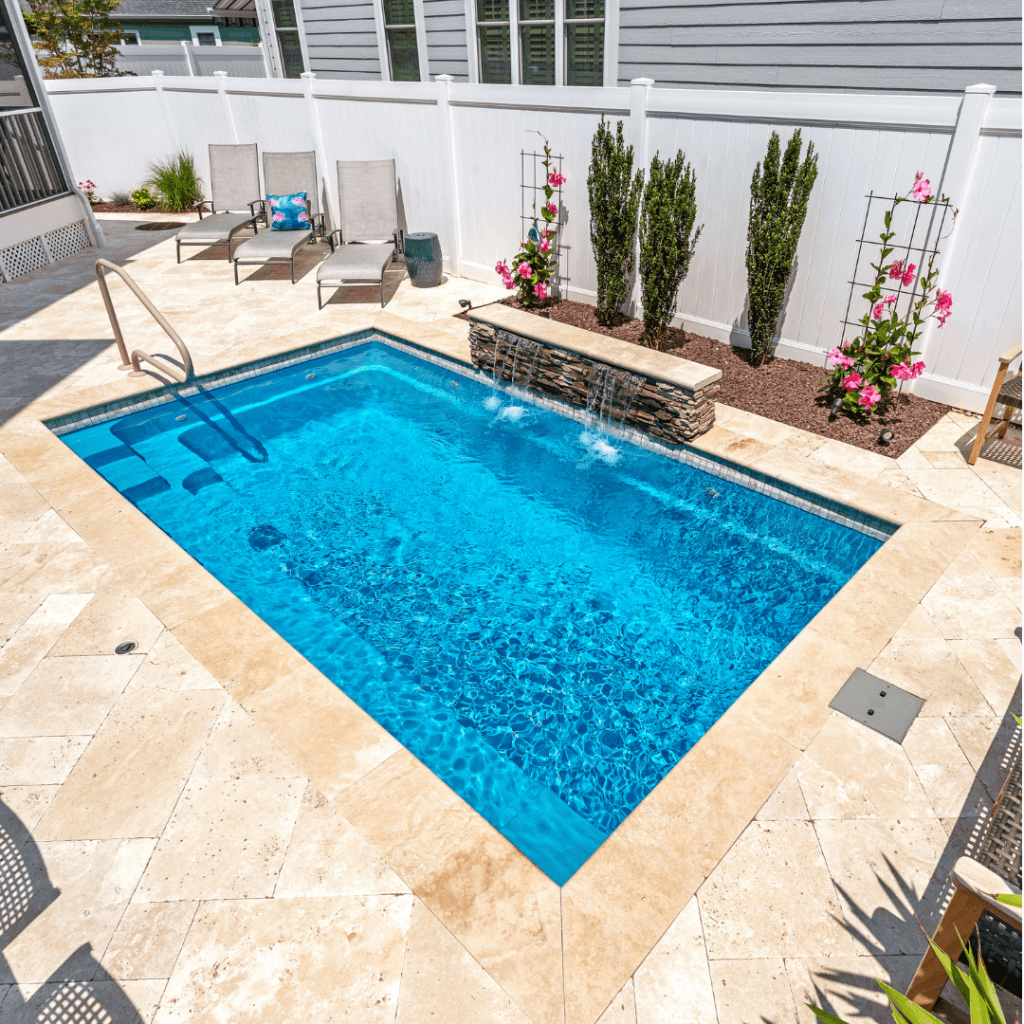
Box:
[745,130,818,366]
[638,151,701,348]
[587,117,644,326]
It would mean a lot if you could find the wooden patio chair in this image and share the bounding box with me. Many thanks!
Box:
[906,744,1022,1010]
[968,343,1022,465]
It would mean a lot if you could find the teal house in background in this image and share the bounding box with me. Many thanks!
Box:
[107,0,260,47]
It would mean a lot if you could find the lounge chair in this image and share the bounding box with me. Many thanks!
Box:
[968,342,1022,465]
[232,150,326,286]
[175,143,263,263]
[316,159,403,309]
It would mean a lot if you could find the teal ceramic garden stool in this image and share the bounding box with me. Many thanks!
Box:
[404,232,443,288]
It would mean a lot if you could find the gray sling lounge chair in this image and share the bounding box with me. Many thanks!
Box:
[175,144,263,263]
[317,159,403,309]
[232,150,325,286]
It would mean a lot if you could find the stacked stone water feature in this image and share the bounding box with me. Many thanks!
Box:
[468,305,722,445]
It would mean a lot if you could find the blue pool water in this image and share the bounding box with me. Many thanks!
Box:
[61,341,882,883]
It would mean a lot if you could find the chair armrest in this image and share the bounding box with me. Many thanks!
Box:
[249,199,268,226]
[327,228,343,254]
[313,212,327,239]
[195,200,214,220]
[998,343,1022,366]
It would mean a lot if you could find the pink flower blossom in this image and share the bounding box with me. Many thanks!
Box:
[872,294,898,320]
[912,175,932,202]
[827,347,855,369]
[533,282,548,300]
[543,202,557,217]
[888,260,916,286]
[934,289,952,327]
[858,385,881,408]
[842,372,864,392]
[540,238,550,254]
[517,262,532,278]
[892,360,926,381]
[548,171,566,187]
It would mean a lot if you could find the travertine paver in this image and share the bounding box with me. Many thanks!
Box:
[0,215,1019,1024]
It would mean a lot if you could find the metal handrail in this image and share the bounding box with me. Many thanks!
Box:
[95,259,194,382]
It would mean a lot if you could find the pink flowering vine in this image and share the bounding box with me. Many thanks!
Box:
[495,131,564,308]
[823,171,955,422]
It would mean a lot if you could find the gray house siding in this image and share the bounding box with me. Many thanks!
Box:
[301,0,382,80]
[424,0,469,80]
[617,0,1022,95]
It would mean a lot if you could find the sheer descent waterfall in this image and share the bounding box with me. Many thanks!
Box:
[586,364,644,426]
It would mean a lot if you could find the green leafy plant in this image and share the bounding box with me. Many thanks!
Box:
[130,186,157,211]
[637,150,701,348]
[746,130,818,366]
[496,132,564,308]
[808,928,1008,1024]
[587,116,644,327]
[25,0,133,78]
[822,173,955,418]
[147,153,203,213]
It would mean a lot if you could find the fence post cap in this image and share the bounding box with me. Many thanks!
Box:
[435,74,454,82]
[213,70,228,77]
[152,69,164,77]
[300,71,316,79]
[965,83,997,96]
[630,77,654,87]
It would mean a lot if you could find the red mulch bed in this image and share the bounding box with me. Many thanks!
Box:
[483,297,950,458]
[90,202,144,213]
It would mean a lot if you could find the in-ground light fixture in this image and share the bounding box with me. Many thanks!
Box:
[879,428,894,444]
[459,299,473,312]
[829,396,843,420]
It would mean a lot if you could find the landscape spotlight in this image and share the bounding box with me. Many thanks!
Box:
[829,396,843,420]
[459,298,472,311]
[879,429,894,443]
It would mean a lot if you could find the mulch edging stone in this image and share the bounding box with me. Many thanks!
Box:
[483,297,952,459]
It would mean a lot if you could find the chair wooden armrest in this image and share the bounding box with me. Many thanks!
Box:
[906,856,1022,1009]
[968,344,1023,465]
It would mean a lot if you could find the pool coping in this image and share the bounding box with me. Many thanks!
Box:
[0,308,985,1024]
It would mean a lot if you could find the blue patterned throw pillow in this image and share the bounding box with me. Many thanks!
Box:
[267,192,311,231]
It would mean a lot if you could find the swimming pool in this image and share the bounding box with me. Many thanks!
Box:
[59,339,883,883]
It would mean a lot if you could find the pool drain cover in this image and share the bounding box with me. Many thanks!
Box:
[829,668,924,744]
[114,641,138,655]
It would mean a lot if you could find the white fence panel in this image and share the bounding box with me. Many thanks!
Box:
[44,74,1021,411]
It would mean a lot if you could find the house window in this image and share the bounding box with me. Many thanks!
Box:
[518,0,553,85]
[476,0,511,83]
[382,0,420,81]
[564,0,602,85]
[119,30,141,45]
[269,0,304,76]
[189,24,222,45]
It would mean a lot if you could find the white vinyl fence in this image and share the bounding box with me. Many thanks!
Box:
[114,43,268,78]
[45,73,1022,412]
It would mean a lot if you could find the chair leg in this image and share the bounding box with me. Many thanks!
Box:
[233,260,239,286]
[968,365,1008,464]
[291,257,295,285]
[379,279,384,308]
[906,887,985,1010]
[176,241,180,265]
[317,284,322,310]
[997,403,1014,438]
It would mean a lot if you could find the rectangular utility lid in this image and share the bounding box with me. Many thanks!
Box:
[829,668,925,744]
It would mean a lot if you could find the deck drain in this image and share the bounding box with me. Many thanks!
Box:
[136,222,185,231]
[114,641,138,655]
[829,668,924,744]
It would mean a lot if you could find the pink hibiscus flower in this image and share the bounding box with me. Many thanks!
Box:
[533,281,548,300]
[517,262,532,278]
[891,361,914,381]
[858,385,881,408]
[888,260,916,287]
[912,173,932,202]
[543,202,557,217]
[540,238,550,254]
[842,372,864,392]
[872,294,898,320]
[934,289,953,327]
[827,347,855,369]
[548,171,566,187]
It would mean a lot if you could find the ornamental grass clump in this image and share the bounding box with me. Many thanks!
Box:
[496,132,564,308]
[148,152,203,213]
[823,172,954,418]
[637,150,701,348]
[587,117,644,326]
[746,130,818,366]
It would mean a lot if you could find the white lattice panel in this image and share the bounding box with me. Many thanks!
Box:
[44,220,90,262]
[0,237,48,280]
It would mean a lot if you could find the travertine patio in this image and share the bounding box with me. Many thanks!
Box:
[0,216,1019,1024]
